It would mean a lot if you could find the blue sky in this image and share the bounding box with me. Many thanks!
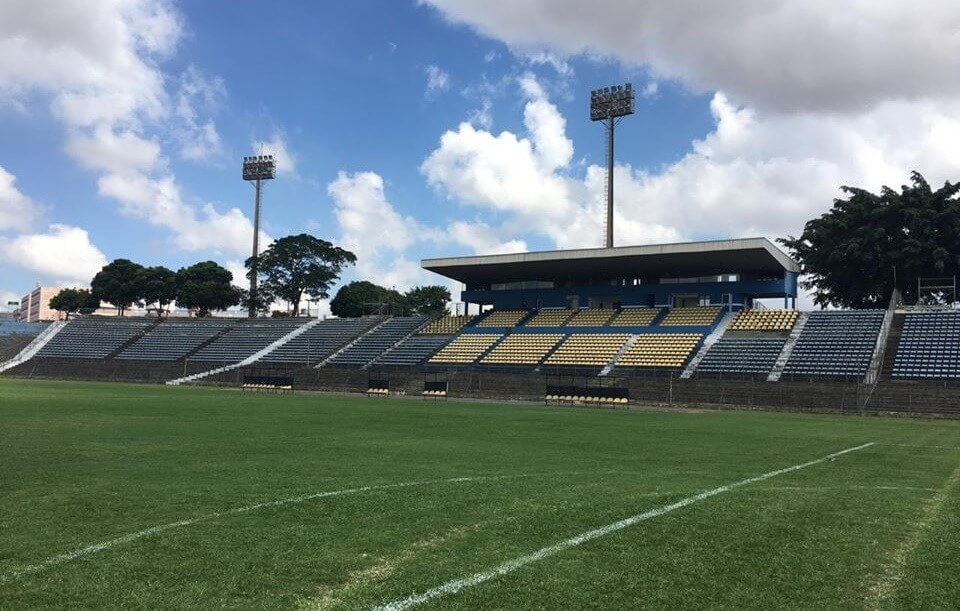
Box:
[2,1,959,311]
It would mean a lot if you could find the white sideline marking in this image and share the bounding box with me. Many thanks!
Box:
[372,442,875,611]
[0,471,600,585]
[885,443,960,450]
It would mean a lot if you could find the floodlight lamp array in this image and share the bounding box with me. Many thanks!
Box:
[242,155,277,181]
[590,83,634,121]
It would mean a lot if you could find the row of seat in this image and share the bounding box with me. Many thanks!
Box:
[616,333,702,368]
[427,332,702,370]
[544,333,630,367]
[261,318,376,365]
[893,312,960,379]
[696,337,787,374]
[429,334,501,363]
[524,309,574,327]
[783,310,884,377]
[481,333,563,365]
[659,307,723,327]
[37,317,153,359]
[191,319,307,362]
[475,310,530,327]
[419,314,475,335]
[326,315,430,367]
[373,335,452,366]
[118,319,235,361]
[728,309,799,332]
[545,395,628,405]
[476,307,723,329]
[241,383,293,393]
[0,321,48,337]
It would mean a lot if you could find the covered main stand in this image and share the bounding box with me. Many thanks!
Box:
[423,237,800,311]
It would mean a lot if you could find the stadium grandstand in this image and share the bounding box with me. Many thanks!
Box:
[4,236,960,416]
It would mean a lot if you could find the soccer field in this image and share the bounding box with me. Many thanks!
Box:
[2,380,959,609]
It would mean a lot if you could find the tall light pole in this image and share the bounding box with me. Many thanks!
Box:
[242,154,276,317]
[590,83,634,248]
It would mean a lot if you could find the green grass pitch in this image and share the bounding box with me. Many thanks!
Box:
[2,378,960,610]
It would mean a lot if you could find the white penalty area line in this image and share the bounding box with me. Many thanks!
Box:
[1,471,604,586]
[372,442,875,611]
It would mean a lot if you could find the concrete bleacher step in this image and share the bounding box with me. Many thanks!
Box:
[104,318,162,360]
[181,324,237,360]
[767,312,809,382]
[0,320,68,373]
[864,307,895,385]
[599,334,640,376]
[366,314,441,368]
[880,313,905,378]
[315,317,390,368]
[167,318,321,385]
[680,310,737,379]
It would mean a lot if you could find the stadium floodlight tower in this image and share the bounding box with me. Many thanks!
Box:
[590,83,634,248]
[242,154,277,318]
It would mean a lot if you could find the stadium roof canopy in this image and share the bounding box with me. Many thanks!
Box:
[422,237,800,284]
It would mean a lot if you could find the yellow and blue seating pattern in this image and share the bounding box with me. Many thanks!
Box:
[616,333,702,368]
[545,334,631,367]
[481,333,564,364]
[428,334,501,363]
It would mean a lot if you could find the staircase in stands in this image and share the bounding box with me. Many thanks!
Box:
[0,321,68,373]
[679,310,737,379]
[766,312,810,382]
[314,317,390,368]
[167,319,321,385]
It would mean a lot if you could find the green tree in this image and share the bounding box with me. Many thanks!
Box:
[330,281,407,318]
[247,234,356,316]
[238,287,274,317]
[90,259,145,315]
[404,285,451,314]
[48,288,95,320]
[139,266,177,317]
[780,172,960,308]
[175,261,241,317]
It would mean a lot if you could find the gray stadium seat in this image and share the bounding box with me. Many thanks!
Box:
[696,337,786,374]
[782,310,884,377]
[256,318,378,365]
[892,311,960,379]
[36,317,152,359]
[326,315,430,367]
[189,319,307,363]
[116,319,236,361]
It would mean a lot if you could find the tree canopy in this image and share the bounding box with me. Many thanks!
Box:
[91,259,145,315]
[247,234,356,316]
[404,285,451,314]
[139,266,177,317]
[175,261,241,317]
[330,281,407,318]
[780,172,960,308]
[48,288,95,320]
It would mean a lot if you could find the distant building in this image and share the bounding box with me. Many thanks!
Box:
[19,286,65,323]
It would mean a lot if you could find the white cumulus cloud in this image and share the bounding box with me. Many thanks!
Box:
[422,0,960,114]
[0,165,43,232]
[0,224,107,285]
[0,0,260,259]
[255,134,296,176]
